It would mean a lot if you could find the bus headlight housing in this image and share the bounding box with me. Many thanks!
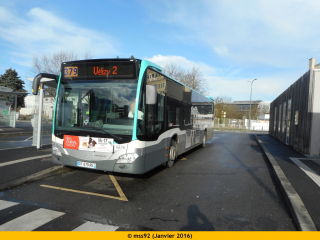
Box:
[52,147,62,157]
[116,153,138,164]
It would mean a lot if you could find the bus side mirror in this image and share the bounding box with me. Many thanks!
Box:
[32,73,58,95]
[146,85,157,105]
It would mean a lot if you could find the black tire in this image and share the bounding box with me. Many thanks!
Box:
[200,132,207,148]
[166,139,177,168]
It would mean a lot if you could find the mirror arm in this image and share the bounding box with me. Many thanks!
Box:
[32,73,58,95]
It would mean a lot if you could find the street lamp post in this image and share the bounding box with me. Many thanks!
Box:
[248,79,257,130]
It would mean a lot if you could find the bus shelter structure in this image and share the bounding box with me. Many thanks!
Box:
[27,77,57,149]
[0,86,28,128]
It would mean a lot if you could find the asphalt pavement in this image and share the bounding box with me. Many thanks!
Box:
[0,135,51,150]
[0,120,52,150]
[0,146,53,185]
[0,120,52,140]
[0,131,296,231]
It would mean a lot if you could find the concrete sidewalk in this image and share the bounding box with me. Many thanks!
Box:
[257,134,320,231]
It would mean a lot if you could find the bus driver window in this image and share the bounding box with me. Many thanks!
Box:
[128,101,143,120]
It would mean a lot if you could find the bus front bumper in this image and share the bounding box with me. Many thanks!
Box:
[52,153,145,174]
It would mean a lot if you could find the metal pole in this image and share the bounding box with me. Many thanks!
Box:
[13,95,17,128]
[249,84,252,130]
[248,79,257,131]
[37,82,44,149]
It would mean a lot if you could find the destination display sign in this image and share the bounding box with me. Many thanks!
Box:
[62,61,137,79]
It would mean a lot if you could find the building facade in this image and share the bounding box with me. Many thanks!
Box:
[269,58,320,156]
[20,95,55,119]
[230,100,262,112]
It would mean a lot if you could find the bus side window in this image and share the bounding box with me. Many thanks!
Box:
[167,105,171,127]
[176,107,180,126]
[182,104,191,126]
[146,95,164,140]
[167,103,175,128]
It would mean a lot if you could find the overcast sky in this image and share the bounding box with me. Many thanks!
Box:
[1,0,320,101]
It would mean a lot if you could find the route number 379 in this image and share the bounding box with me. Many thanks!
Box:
[64,67,78,77]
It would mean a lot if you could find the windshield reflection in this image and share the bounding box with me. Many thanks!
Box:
[55,80,141,136]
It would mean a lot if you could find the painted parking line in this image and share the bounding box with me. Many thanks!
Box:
[0,200,19,211]
[41,173,128,201]
[73,221,119,231]
[290,157,320,188]
[0,199,121,231]
[109,174,128,201]
[0,154,52,167]
[0,208,64,231]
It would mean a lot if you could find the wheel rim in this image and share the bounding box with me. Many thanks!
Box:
[169,145,176,161]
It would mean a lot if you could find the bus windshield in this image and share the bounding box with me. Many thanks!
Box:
[55,79,140,138]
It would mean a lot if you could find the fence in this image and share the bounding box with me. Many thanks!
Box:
[214,118,269,132]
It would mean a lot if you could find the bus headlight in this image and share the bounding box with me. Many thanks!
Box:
[52,147,62,157]
[116,153,139,164]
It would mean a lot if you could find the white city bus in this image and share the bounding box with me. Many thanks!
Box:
[32,58,214,174]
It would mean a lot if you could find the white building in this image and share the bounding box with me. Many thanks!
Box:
[258,114,270,121]
[20,95,55,119]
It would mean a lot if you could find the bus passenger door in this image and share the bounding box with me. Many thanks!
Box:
[144,69,167,171]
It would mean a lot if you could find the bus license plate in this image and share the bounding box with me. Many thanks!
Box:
[77,161,96,169]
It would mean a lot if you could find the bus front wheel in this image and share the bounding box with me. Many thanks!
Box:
[166,139,177,168]
[200,132,207,148]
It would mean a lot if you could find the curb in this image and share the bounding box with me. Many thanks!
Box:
[254,135,317,231]
[0,165,72,192]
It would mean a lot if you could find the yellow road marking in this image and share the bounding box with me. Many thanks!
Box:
[24,136,33,141]
[180,158,187,160]
[109,173,128,201]
[40,173,128,201]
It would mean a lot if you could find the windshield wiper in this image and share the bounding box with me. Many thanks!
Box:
[90,128,123,141]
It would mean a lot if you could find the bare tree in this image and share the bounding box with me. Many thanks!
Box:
[31,51,92,101]
[214,95,233,105]
[162,63,207,95]
[258,102,270,115]
[33,51,92,75]
[162,63,185,81]
[214,95,237,119]
[183,67,206,94]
